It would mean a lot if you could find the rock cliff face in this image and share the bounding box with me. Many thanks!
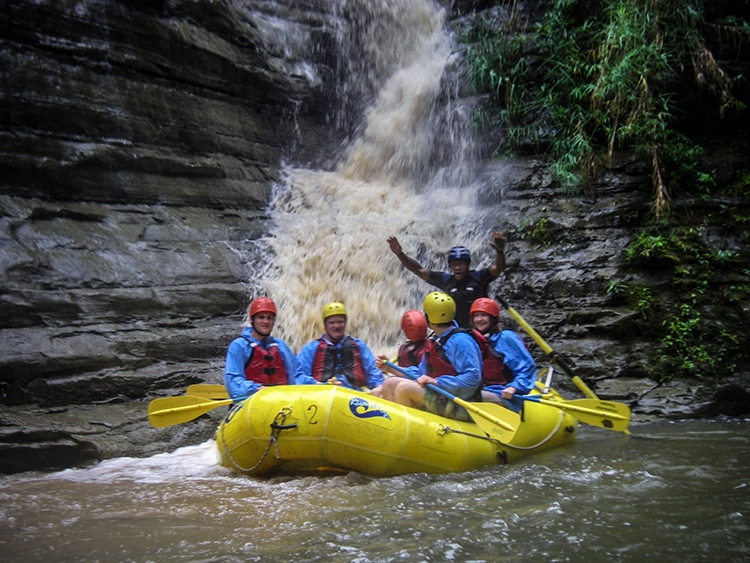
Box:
[1,0,748,474]
[1,0,342,473]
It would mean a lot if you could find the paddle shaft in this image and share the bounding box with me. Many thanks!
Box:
[497,295,604,399]
[158,397,233,414]
[515,395,630,432]
[147,394,249,428]
[186,383,229,399]
[384,361,517,435]
[496,295,631,434]
[496,296,592,390]
[516,395,627,420]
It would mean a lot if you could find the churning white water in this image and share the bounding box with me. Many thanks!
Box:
[263,0,493,354]
[2,421,749,563]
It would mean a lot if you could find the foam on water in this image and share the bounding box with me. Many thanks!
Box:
[39,441,227,485]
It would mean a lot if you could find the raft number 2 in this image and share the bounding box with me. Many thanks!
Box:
[307,404,319,424]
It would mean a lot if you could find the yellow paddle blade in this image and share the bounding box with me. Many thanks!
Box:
[452,397,520,443]
[186,384,229,399]
[147,395,233,428]
[523,396,631,433]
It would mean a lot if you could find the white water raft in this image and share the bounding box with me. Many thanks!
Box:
[216,385,577,477]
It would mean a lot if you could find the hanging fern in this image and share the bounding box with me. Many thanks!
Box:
[460,0,747,215]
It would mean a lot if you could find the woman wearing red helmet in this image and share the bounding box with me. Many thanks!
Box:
[469,297,537,411]
[223,297,298,399]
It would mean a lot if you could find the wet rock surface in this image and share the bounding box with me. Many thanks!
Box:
[1,0,341,473]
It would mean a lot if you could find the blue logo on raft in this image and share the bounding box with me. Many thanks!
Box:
[348,397,391,420]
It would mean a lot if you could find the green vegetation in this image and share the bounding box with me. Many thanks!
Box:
[509,216,569,246]
[619,218,749,381]
[460,1,750,382]
[461,0,747,213]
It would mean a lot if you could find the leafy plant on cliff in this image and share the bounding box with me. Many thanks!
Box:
[623,219,749,381]
[461,0,747,214]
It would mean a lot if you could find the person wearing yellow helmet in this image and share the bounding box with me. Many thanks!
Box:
[295,302,384,395]
[386,231,506,328]
[223,297,299,400]
[470,297,537,412]
[377,292,483,421]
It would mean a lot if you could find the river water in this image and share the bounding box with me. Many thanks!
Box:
[4,1,749,561]
[1,420,748,562]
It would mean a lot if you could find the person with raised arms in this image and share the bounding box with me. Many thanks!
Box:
[377,292,483,421]
[224,297,298,400]
[386,231,507,328]
[470,297,537,411]
[295,302,384,396]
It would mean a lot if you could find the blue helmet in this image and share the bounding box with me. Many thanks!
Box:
[447,246,471,264]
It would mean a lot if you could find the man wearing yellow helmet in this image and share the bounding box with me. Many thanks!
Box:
[377,292,483,421]
[386,231,506,328]
[224,297,299,399]
[295,302,384,394]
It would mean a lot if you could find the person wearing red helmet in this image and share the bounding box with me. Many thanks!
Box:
[396,310,428,368]
[378,292,483,421]
[469,297,536,411]
[223,297,298,399]
[386,231,506,328]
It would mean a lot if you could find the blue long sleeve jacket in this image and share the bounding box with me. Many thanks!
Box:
[403,328,483,399]
[224,327,299,399]
[482,329,537,396]
[295,335,385,390]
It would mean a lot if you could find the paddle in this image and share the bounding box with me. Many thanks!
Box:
[384,361,519,443]
[186,384,229,399]
[495,295,631,435]
[514,395,631,432]
[147,395,247,428]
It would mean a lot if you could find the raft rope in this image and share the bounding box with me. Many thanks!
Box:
[436,423,503,445]
[437,407,567,451]
[220,406,296,473]
[504,410,566,451]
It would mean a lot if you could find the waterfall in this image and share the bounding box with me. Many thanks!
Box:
[264,0,492,355]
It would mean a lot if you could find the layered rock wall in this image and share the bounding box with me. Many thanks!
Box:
[1,0,340,472]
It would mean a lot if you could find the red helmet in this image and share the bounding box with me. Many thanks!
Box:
[401,309,427,341]
[249,297,276,318]
[469,297,500,319]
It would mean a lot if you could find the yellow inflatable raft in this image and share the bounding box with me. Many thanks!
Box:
[216,385,578,477]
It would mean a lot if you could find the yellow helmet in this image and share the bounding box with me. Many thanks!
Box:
[422,292,455,324]
[322,302,347,319]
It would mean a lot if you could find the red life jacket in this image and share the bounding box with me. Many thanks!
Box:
[397,340,427,368]
[242,337,288,386]
[481,330,528,386]
[311,336,367,388]
[482,350,511,385]
[424,328,488,377]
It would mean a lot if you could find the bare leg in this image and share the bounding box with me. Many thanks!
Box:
[481,390,503,405]
[381,377,401,401]
[393,380,425,409]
